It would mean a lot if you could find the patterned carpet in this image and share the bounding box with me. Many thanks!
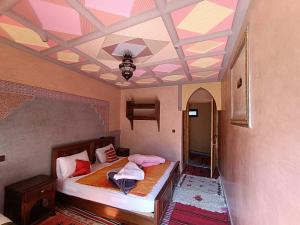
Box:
[39,205,120,225]
[162,171,230,225]
[162,203,230,225]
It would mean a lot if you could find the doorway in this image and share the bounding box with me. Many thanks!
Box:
[182,88,218,178]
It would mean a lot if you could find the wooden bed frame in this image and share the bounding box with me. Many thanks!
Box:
[51,137,180,225]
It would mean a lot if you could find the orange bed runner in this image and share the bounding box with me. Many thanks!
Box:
[76,157,171,197]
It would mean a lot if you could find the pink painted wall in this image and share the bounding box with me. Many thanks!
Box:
[0,43,120,131]
[120,86,182,162]
[219,0,300,224]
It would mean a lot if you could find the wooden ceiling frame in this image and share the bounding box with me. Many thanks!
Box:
[0,0,251,88]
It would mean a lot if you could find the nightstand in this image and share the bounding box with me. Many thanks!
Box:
[116,147,130,157]
[4,175,56,225]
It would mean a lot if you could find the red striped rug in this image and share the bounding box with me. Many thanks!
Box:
[39,205,120,225]
[162,202,230,225]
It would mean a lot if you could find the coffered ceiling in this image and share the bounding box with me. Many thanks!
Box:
[0,0,250,88]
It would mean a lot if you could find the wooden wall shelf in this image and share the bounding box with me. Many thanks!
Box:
[126,100,160,131]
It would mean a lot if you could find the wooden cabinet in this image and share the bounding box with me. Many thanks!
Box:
[4,175,56,225]
[126,100,160,131]
[116,147,130,157]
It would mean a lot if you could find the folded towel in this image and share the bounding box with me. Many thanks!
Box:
[108,171,136,195]
[113,162,144,180]
[128,154,165,167]
[0,214,12,225]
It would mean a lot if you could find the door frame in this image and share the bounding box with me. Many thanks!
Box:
[182,89,219,175]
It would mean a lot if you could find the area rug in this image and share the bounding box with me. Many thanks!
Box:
[162,202,230,225]
[174,174,227,213]
[39,212,84,225]
[173,187,227,213]
[178,174,223,196]
[39,205,120,225]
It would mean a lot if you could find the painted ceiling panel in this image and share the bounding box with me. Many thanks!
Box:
[171,0,237,39]
[0,0,245,88]
[192,70,220,78]
[151,63,183,76]
[0,15,56,51]
[161,74,186,82]
[133,69,147,77]
[135,77,157,84]
[187,55,224,71]
[115,81,131,87]
[50,49,85,64]
[99,73,118,81]
[12,0,96,41]
[82,0,155,26]
[75,18,177,69]
[182,37,228,56]
[80,63,101,73]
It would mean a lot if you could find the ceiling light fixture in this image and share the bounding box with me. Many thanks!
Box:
[119,51,136,81]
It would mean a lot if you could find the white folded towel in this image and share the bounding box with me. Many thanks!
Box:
[0,214,11,224]
[114,162,144,180]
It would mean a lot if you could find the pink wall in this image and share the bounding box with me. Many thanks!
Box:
[219,0,300,224]
[120,86,182,162]
[0,43,120,131]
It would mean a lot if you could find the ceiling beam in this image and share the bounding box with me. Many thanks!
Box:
[165,0,202,13]
[70,47,113,72]
[175,30,233,47]
[155,76,164,85]
[4,11,66,46]
[156,0,192,81]
[66,0,106,32]
[184,50,226,61]
[190,66,223,73]
[219,0,251,80]
[62,0,201,48]
[0,0,18,13]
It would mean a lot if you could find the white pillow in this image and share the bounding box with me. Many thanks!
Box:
[56,150,89,179]
[95,144,114,163]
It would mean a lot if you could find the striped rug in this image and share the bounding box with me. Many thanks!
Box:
[162,202,230,225]
[39,205,120,225]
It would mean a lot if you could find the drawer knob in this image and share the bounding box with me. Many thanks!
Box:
[40,190,45,193]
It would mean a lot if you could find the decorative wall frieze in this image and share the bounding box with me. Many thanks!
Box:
[0,80,109,133]
[0,92,33,120]
[90,104,109,134]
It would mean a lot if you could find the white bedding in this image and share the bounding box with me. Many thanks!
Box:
[57,158,175,213]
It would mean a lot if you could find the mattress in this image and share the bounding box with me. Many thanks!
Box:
[57,158,175,213]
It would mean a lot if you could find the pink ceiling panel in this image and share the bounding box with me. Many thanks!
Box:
[171,0,238,39]
[85,0,135,17]
[210,0,238,9]
[12,0,96,41]
[152,63,182,75]
[83,0,155,26]
[133,69,147,77]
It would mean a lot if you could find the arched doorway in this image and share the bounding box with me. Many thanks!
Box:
[182,88,218,178]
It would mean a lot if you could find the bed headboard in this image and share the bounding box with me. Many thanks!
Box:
[51,136,115,178]
[90,136,115,163]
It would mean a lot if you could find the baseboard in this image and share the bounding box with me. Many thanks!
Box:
[219,172,234,225]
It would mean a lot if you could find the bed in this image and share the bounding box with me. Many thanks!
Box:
[51,137,180,225]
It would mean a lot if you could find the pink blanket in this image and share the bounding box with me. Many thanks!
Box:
[128,154,165,167]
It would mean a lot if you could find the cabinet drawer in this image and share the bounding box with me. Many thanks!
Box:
[24,183,54,203]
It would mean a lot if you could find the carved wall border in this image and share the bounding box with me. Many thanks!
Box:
[0,92,33,120]
[0,80,109,134]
